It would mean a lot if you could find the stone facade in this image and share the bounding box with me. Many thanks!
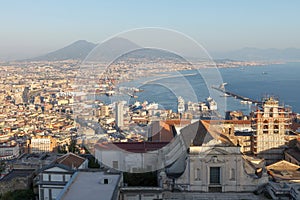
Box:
[171,145,267,193]
[0,169,35,195]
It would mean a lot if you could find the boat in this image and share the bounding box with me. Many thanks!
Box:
[146,102,159,110]
[220,93,230,97]
[133,88,144,92]
[219,82,227,89]
[177,96,185,113]
[128,93,138,98]
[206,96,217,110]
[105,91,115,96]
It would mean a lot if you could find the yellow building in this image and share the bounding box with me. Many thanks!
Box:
[100,105,110,117]
[27,135,57,153]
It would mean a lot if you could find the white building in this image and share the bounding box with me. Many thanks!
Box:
[0,141,19,160]
[172,145,267,192]
[95,142,169,173]
[115,101,124,128]
[37,153,88,200]
[159,120,267,195]
[56,171,122,200]
[95,120,268,197]
[37,164,74,200]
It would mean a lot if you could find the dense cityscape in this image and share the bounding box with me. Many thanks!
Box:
[0,55,300,200]
[1,1,300,200]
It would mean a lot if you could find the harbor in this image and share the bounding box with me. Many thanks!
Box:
[212,85,262,106]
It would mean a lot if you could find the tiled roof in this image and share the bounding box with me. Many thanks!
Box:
[55,153,86,169]
[151,120,191,142]
[192,120,234,146]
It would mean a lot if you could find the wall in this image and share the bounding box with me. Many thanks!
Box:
[0,177,30,195]
[174,146,267,192]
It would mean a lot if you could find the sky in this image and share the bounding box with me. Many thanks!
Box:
[0,0,300,60]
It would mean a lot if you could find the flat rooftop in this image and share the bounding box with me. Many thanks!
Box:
[0,169,35,182]
[58,171,121,200]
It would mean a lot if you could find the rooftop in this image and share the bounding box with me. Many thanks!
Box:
[285,148,300,163]
[95,141,169,153]
[58,171,121,200]
[191,120,234,146]
[54,152,86,169]
[0,169,35,182]
[266,160,300,182]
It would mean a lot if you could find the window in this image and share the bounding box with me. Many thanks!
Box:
[40,189,44,200]
[230,168,235,180]
[210,167,221,185]
[49,189,52,200]
[112,161,118,169]
[195,168,201,180]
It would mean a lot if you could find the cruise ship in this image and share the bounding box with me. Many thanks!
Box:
[206,96,217,111]
[177,96,185,113]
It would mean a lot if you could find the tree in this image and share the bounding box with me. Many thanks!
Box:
[0,189,35,200]
[0,161,5,173]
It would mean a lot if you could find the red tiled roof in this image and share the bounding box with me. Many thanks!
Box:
[55,153,86,169]
[151,120,191,142]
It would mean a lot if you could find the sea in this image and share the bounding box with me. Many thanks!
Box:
[98,62,300,116]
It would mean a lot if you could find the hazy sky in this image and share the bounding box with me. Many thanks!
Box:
[1,0,300,60]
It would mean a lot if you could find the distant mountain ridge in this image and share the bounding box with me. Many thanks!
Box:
[212,47,300,61]
[85,37,141,62]
[26,38,300,62]
[28,40,97,61]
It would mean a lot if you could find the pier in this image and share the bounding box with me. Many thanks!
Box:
[212,85,262,106]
